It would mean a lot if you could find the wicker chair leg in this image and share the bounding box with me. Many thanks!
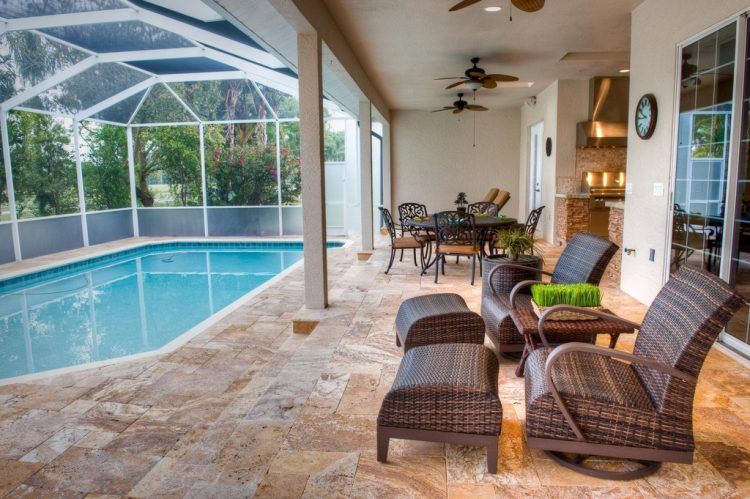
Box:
[515,345,530,377]
[487,437,499,474]
[377,427,390,463]
[546,451,661,480]
[385,249,396,274]
[395,331,401,347]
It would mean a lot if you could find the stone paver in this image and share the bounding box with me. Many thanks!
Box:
[0,237,749,497]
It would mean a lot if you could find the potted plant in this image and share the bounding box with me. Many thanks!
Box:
[530,283,604,320]
[454,192,468,213]
[482,229,542,295]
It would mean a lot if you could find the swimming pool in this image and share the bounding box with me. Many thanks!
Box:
[0,241,343,382]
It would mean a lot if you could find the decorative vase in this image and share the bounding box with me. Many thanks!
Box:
[457,206,467,214]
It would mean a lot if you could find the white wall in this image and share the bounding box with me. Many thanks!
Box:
[519,79,589,243]
[391,109,521,217]
[621,0,749,304]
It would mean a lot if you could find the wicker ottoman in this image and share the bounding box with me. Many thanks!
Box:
[377,343,502,473]
[394,293,486,352]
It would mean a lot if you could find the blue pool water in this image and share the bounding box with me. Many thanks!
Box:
[0,242,341,380]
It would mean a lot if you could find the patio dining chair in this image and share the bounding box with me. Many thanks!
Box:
[524,266,743,479]
[434,211,482,285]
[492,205,544,255]
[398,202,430,265]
[467,201,499,216]
[379,207,427,274]
[482,232,618,354]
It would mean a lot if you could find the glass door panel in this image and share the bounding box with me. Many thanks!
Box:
[671,23,736,276]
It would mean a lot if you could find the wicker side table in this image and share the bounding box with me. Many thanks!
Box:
[511,308,635,377]
[377,343,502,473]
[395,293,485,352]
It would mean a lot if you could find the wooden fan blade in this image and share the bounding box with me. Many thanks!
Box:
[511,0,544,12]
[434,77,464,80]
[449,0,482,11]
[432,107,454,112]
[482,79,498,89]
[445,81,465,90]
[468,70,486,78]
[483,74,520,82]
[466,105,488,111]
[453,108,463,114]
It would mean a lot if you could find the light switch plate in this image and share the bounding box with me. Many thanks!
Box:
[653,183,664,196]
[625,182,633,195]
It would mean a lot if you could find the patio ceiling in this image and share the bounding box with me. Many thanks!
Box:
[0,0,328,125]
[322,0,645,111]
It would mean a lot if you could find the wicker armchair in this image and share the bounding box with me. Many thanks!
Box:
[434,211,482,285]
[525,266,743,479]
[481,232,618,353]
[379,207,426,274]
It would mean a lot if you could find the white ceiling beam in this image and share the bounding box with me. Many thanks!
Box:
[200,47,297,96]
[118,0,285,70]
[4,9,137,31]
[98,47,206,62]
[0,56,98,111]
[158,71,246,82]
[75,76,158,121]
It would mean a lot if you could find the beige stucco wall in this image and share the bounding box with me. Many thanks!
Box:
[519,79,589,243]
[621,0,749,304]
[391,109,521,217]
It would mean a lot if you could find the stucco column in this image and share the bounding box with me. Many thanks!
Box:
[298,32,328,309]
[359,100,374,251]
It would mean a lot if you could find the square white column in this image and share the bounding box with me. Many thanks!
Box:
[359,100,373,251]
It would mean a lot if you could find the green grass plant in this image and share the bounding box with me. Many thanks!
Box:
[531,283,602,308]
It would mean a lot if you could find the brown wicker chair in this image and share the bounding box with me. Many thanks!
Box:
[481,232,618,353]
[377,343,502,473]
[524,266,743,479]
[434,211,482,285]
[379,207,426,274]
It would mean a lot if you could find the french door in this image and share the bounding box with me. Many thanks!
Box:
[669,14,750,355]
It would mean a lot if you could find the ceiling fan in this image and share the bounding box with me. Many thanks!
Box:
[432,93,488,114]
[436,57,519,91]
[450,0,545,12]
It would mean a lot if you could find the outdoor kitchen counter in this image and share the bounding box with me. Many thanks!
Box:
[555,192,590,199]
[605,200,625,210]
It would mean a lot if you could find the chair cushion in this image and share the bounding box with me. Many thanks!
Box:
[525,348,694,451]
[393,237,423,249]
[378,343,502,436]
[438,244,480,255]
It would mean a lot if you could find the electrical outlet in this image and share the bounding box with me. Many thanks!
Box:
[649,249,655,261]
[625,182,633,195]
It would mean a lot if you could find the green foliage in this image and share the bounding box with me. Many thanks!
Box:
[8,111,78,218]
[280,122,301,204]
[497,229,533,261]
[205,123,277,206]
[81,123,130,211]
[531,283,602,308]
[454,192,468,207]
[133,126,202,207]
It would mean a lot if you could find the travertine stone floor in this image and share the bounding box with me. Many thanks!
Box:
[1,237,750,497]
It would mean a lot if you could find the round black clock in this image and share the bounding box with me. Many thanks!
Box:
[635,94,657,139]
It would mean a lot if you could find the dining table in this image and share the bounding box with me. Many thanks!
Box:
[403,213,518,273]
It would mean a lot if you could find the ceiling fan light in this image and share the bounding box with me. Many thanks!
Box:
[465,80,483,91]
[484,6,502,12]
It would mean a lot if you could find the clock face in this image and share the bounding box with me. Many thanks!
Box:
[635,94,657,139]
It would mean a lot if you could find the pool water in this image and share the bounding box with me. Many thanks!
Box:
[0,242,335,381]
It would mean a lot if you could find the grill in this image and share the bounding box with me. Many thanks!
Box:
[582,172,626,236]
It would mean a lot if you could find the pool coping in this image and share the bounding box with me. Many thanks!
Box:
[0,237,352,386]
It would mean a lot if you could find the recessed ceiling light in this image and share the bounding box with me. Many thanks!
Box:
[619,68,630,73]
[484,6,502,12]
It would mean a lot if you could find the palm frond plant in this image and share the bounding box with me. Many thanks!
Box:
[497,229,534,261]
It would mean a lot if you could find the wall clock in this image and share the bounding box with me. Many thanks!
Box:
[635,94,657,139]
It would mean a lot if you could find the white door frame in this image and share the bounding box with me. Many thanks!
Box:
[529,121,544,213]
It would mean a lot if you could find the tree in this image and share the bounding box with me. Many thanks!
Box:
[8,111,78,218]
[80,123,130,211]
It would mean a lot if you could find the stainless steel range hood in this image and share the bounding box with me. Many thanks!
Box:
[576,76,629,148]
